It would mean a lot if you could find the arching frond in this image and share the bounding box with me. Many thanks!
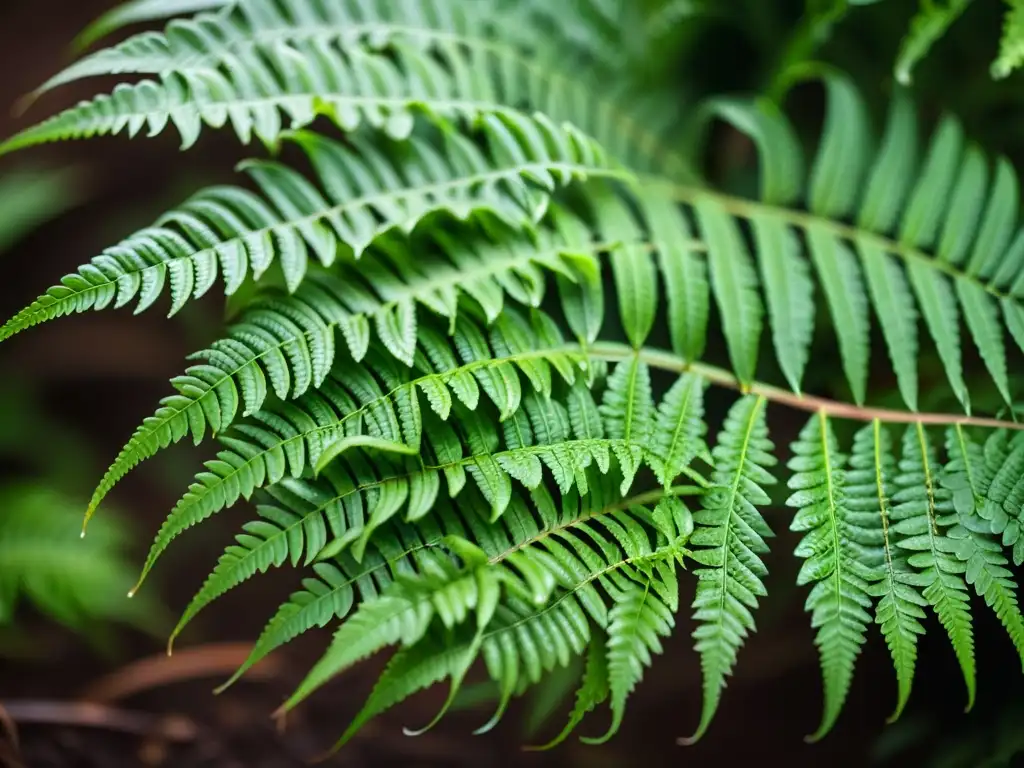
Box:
[87,182,705,523]
[73,0,233,52]
[0,113,614,346]
[680,71,1024,412]
[18,0,688,177]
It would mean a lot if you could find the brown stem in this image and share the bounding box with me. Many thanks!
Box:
[0,703,17,751]
[77,642,285,705]
[0,701,196,742]
[586,342,1024,431]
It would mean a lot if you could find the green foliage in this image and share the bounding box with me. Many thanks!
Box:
[0,485,160,646]
[0,166,80,254]
[0,168,161,652]
[5,0,1024,752]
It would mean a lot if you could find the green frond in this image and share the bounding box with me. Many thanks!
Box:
[73,0,233,52]
[1,114,614,347]
[939,427,1024,670]
[331,628,468,751]
[3,43,506,154]
[282,535,510,710]
[973,430,1024,566]
[994,0,1024,78]
[22,0,689,178]
[277,472,690,740]
[216,549,413,692]
[684,395,775,744]
[135,352,710,593]
[0,485,161,640]
[848,421,925,723]
[584,579,676,744]
[683,71,1024,410]
[83,216,604,517]
[788,411,873,742]
[13,4,1024,752]
[528,635,610,750]
[894,0,972,85]
[892,423,976,711]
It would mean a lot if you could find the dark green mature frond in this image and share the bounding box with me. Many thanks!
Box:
[88,182,704,523]
[1,114,614,348]
[974,430,1024,566]
[685,395,775,744]
[20,0,688,178]
[847,421,925,723]
[942,426,1024,668]
[788,412,874,741]
[684,71,1024,411]
[892,424,976,711]
[83,238,592,517]
[274,471,693,743]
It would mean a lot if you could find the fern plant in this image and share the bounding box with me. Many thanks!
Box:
[5,0,1024,752]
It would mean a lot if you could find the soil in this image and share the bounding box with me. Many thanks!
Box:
[0,2,1021,767]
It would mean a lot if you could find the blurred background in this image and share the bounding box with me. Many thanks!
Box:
[1,1,1024,766]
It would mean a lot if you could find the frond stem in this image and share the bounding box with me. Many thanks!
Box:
[652,180,1014,302]
[585,342,1024,431]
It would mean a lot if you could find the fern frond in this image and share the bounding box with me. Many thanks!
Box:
[2,42,505,154]
[681,71,1024,411]
[994,0,1024,78]
[73,0,233,52]
[684,395,775,744]
[136,354,706,593]
[892,423,976,711]
[21,0,689,178]
[1,115,614,347]
[88,294,588,519]
[848,421,925,723]
[585,579,676,744]
[276,471,691,739]
[942,425,1024,670]
[0,485,160,639]
[281,535,510,709]
[788,412,873,742]
[894,0,972,85]
[974,430,1024,566]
